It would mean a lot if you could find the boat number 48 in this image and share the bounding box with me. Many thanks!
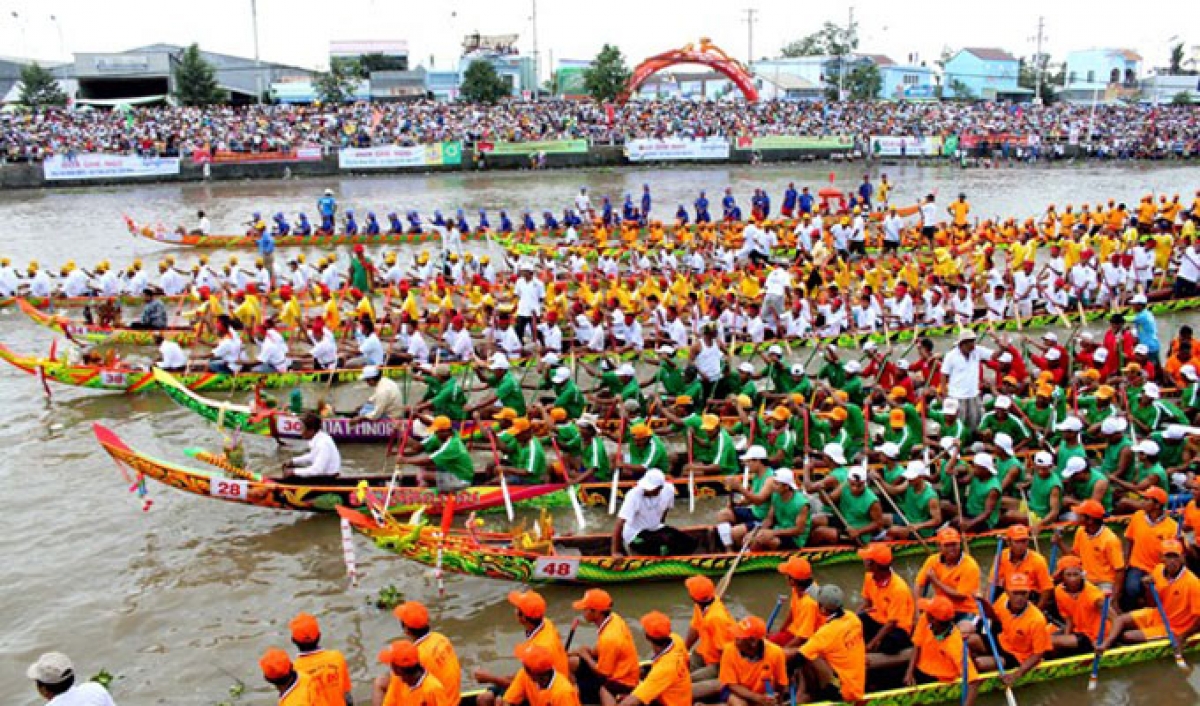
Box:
[533,557,579,580]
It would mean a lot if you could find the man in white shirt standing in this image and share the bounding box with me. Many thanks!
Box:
[27,652,117,706]
[611,469,696,556]
[1174,236,1200,298]
[939,329,993,429]
[284,413,341,479]
[762,264,791,333]
[512,262,545,344]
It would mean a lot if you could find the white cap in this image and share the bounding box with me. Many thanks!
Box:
[1063,456,1088,478]
[998,351,1013,364]
[360,365,381,380]
[1042,332,1058,342]
[1131,294,1148,305]
[1101,416,1128,434]
[1034,451,1054,467]
[551,367,571,384]
[880,442,900,458]
[1164,424,1188,440]
[942,399,960,415]
[972,452,996,473]
[1093,348,1109,363]
[1182,364,1198,381]
[994,395,1012,410]
[542,352,562,366]
[768,344,784,356]
[1046,348,1062,361]
[577,412,600,428]
[863,341,878,352]
[1134,343,1149,356]
[848,467,868,482]
[902,460,929,479]
[959,329,978,342]
[1055,416,1084,432]
[1143,382,1161,399]
[790,363,806,376]
[489,354,511,370]
[896,359,910,370]
[324,188,333,195]
[637,469,666,491]
[844,360,863,374]
[738,361,755,374]
[1134,440,1160,455]
[939,436,960,451]
[27,652,73,685]
[656,344,676,355]
[994,433,1014,455]
[773,468,798,489]
[617,363,636,377]
[823,442,847,465]
[1079,331,1095,342]
[741,445,768,461]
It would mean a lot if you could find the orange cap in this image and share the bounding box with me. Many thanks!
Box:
[640,611,673,639]
[936,528,962,545]
[289,612,320,642]
[685,575,716,601]
[1007,572,1033,592]
[514,643,554,673]
[510,417,532,434]
[508,590,547,618]
[1006,525,1030,541]
[857,543,893,566]
[824,407,848,422]
[550,407,568,422]
[731,616,767,640]
[1143,487,1168,504]
[1074,499,1106,519]
[889,385,908,399]
[430,416,453,432]
[572,588,613,612]
[1163,538,1185,556]
[260,648,293,680]
[889,408,906,428]
[493,407,519,421]
[832,390,849,403]
[393,601,430,629]
[919,596,956,622]
[631,423,653,439]
[777,556,813,579]
[378,640,420,668]
[1057,555,1083,572]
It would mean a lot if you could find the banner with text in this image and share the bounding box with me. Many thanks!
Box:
[476,139,589,156]
[625,138,731,162]
[338,142,463,169]
[735,135,853,151]
[869,135,944,157]
[192,147,323,165]
[43,153,181,181]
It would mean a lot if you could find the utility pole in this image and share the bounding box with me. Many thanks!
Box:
[839,6,855,99]
[1033,15,1045,102]
[531,0,539,100]
[742,8,758,66]
[250,0,262,104]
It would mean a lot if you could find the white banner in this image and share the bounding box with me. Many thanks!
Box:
[869,135,943,157]
[43,153,181,181]
[338,143,461,169]
[625,137,730,162]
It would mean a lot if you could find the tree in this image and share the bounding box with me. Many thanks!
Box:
[357,53,408,75]
[459,60,509,104]
[583,44,632,102]
[1172,91,1194,105]
[846,63,881,100]
[780,20,858,57]
[173,44,226,106]
[1018,55,1060,103]
[18,62,68,108]
[314,58,361,104]
[1170,43,1186,74]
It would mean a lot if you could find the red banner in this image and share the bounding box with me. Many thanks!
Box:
[959,134,1030,149]
[190,147,323,165]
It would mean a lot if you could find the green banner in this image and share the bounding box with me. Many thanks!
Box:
[735,135,853,151]
[483,139,590,156]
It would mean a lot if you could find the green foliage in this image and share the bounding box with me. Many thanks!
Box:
[314,58,362,104]
[780,21,858,58]
[846,63,881,100]
[1170,43,1186,75]
[1172,91,1194,105]
[948,78,974,100]
[1018,55,1061,103]
[357,52,408,75]
[583,44,632,102]
[373,584,405,609]
[173,44,227,106]
[89,669,114,690]
[18,62,68,108]
[459,60,509,104]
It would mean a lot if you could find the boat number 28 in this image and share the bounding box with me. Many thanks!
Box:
[533,557,579,580]
[210,478,249,500]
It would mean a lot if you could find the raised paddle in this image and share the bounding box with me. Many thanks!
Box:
[869,475,933,550]
[764,594,787,633]
[959,630,970,706]
[1148,579,1189,670]
[986,536,1005,602]
[609,418,626,515]
[1088,591,1112,691]
[715,525,762,601]
[975,598,1020,706]
[484,427,515,523]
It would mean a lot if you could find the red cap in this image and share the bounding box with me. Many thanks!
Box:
[354,244,365,253]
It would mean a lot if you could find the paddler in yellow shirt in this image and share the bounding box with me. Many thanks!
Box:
[1153,231,1174,270]
[1061,204,1077,232]
[897,257,921,289]
[1062,237,1082,270]
[320,286,342,331]
[277,285,303,329]
[232,285,264,329]
[738,271,761,300]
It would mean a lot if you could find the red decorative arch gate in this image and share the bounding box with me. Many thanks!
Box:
[623,39,759,102]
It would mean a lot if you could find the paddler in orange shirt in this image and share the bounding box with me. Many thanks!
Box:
[916,528,982,618]
[1050,556,1115,655]
[617,612,692,706]
[684,575,735,681]
[288,613,351,706]
[260,648,323,706]
[770,557,824,651]
[373,601,461,706]
[378,640,458,706]
[475,591,569,706]
[905,596,981,704]
[568,589,640,705]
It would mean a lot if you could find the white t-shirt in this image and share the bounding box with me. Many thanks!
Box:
[940,344,994,399]
[159,340,188,369]
[618,482,677,547]
[292,430,342,477]
[47,681,117,706]
[764,268,792,297]
[513,278,544,317]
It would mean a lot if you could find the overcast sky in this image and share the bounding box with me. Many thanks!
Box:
[2,0,1197,78]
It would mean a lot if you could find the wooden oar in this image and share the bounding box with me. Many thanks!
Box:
[1148,580,1189,670]
[869,476,932,549]
[484,427,515,522]
[819,490,867,546]
[609,418,626,515]
[975,598,1019,706]
[1088,591,1112,691]
[564,616,581,650]
[715,525,761,601]
[549,435,587,532]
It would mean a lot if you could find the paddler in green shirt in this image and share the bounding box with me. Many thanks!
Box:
[466,353,528,417]
[618,423,669,474]
[652,393,705,438]
[1150,424,1190,474]
[1018,382,1064,441]
[1179,364,1200,418]
[1113,440,1170,514]
[840,360,866,406]
[992,433,1026,495]
[715,445,775,551]
[879,408,918,461]
[756,344,792,397]
[1025,451,1065,531]
[874,442,906,484]
[1081,385,1121,430]
[961,453,1004,533]
[1052,416,1088,475]
[825,466,889,543]
[652,345,687,396]
[976,396,1031,451]
[1062,456,1113,513]
[490,417,547,484]
[410,365,469,421]
[878,460,942,540]
[683,414,739,476]
[548,367,586,419]
[1130,383,1187,435]
[1096,415,1134,483]
[614,363,647,415]
[758,468,815,550]
[731,361,761,407]
[541,407,583,456]
[349,245,373,293]
[926,398,971,446]
[811,406,859,460]
[395,415,475,490]
[801,442,853,497]
[572,414,612,483]
[815,346,847,388]
[766,363,814,404]
[760,406,798,467]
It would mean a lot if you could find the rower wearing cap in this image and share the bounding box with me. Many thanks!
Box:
[570,415,612,483]
[905,596,981,703]
[1131,383,1188,434]
[283,413,342,480]
[1149,424,1191,476]
[977,396,1031,451]
[1113,440,1170,512]
[1061,458,1112,518]
[27,651,117,706]
[684,575,736,677]
[1094,415,1134,486]
[569,589,639,704]
[355,366,403,422]
[1050,556,1115,656]
[379,640,457,706]
[994,526,1053,606]
[466,353,527,417]
[500,643,581,706]
[544,367,585,420]
[616,612,691,706]
[374,601,461,706]
[879,460,943,540]
[288,612,351,706]
[793,585,866,704]
[1120,486,1178,610]
[926,398,970,446]
[773,557,823,650]
[758,468,819,549]
[617,424,669,476]
[490,417,548,485]
[258,647,327,706]
[917,528,982,618]
[715,445,773,551]
[973,573,1052,686]
[1051,416,1087,475]
[684,414,738,477]
[612,469,695,556]
[858,543,915,655]
[395,416,474,491]
[960,453,1008,533]
[475,591,569,706]
[1026,451,1065,532]
[716,615,788,706]
[825,466,889,543]
[1097,539,1200,664]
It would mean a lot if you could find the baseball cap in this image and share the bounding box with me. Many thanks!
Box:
[1143,486,1168,504]
[994,395,1012,410]
[920,596,955,622]
[378,640,420,669]
[1164,424,1188,440]
[1006,525,1031,541]
[1093,348,1109,363]
[822,442,847,465]
[260,648,293,680]
[1046,348,1062,361]
[515,643,555,673]
[741,445,768,461]
[573,589,613,612]
[1063,456,1089,478]
[701,414,721,431]
[937,527,961,545]
[637,469,666,491]
[731,616,768,640]
[289,612,321,642]
[790,363,806,376]
[686,575,716,601]
[942,399,960,414]
[858,543,893,565]
[1100,416,1128,435]
[902,460,929,479]
[508,590,547,618]
[1074,499,1106,519]
[844,360,863,374]
[641,611,673,639]
[360,365,381,380]
[880,442,900,458]
[814,584,844,610]
[1007,572,1033,592]
[973,452,996,473]
[993,433,1014,455]
[394,601,430,629]
[1034,451,1054,467]
[770,406,792,421]
[1131,294,1148,305]
[27,652,73,685]
[777,556,813,579]
[551,367,571,384]
[617,363,636,377]
[430,416,453,432]
[1095,385,1116,400]
[1143,382,1161,399]
[773,468,799,489]
[631,423,653,439]
[489,354,511,370]
[1163,538,1185,556]
[1181,365,1198,381]
[1055,417,1083,432]
[1134,440,1160,456]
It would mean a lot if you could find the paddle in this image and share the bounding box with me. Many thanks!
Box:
[986,537,1004,602]
[564,616,581,650]
[1088,591,1112,691]
[485,426,515,522]
[975,598,1019,706]
[764,594,786,633]
[819,489,866,546]
[609,418,626,515]
[960,629,970,706]
[686,430,696,514]
[715,525,762,602]
[1148,580,1189,670]
[870,476,932,550]
[549,435,587,532]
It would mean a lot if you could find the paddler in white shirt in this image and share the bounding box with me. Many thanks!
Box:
[283,413,342,479]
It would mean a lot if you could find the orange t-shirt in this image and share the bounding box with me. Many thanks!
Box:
[417,632,461,704]
[632,636,692,706]
[1125,511,1180,573]
[951,202,970,226]
[293,649,351,706]
[594,613,641,688]
[279,673,324,706]
[1071,526,1126,585]
[718,640,789,693]
[1185,500,1200,536]
[691,599,736,665]
[912,615,978,683]
[917,554,982,615]
[519,620,570,676]
[997,549,1053,595]
[1053,582,1111,643]
[861,571,915,634]
[993,597,1052,663]
[798,612,866,702]
[784,589,825,640]
[384,671,455,706]
[503,670,581,706]
[1150,564,1200,635]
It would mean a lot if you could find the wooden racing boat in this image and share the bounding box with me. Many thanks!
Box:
[125,216,489,249]
[17,297,205,347]
[0,293,189,310]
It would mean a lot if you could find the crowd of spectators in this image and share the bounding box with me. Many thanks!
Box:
[2,99,1198,163]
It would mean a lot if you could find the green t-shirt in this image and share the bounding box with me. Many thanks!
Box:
[691,430,739,474]
[747,470,772,520]
[765,427,798,462]
[1134,461,1168,491]
[422,434,475,483]
[553,380,586,419]
[495,372,527,415]
[507,437,548,482]
[430,379,468,420]
[1055,442,1088,476]
[627,436,669,472]
[966,475,1002,527]
[1098,436,1131,477]
[655,363,685,396]
[978,411,1030,444]
[996,456,1025,488]
[581,436,612,481]
[1075,469,1114,511]
[839,482,880,530]
[1133,401,1186,432]
[900,481,938,530]
[771,490,811,545]
[554,424,583,456]
[1151,434,1186,469]
[1028,472,1063,518]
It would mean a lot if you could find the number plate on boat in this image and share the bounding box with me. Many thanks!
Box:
[276,415,304,435]
[210,478,248,500]
[533,557,579,580]
[100,371,127,387]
